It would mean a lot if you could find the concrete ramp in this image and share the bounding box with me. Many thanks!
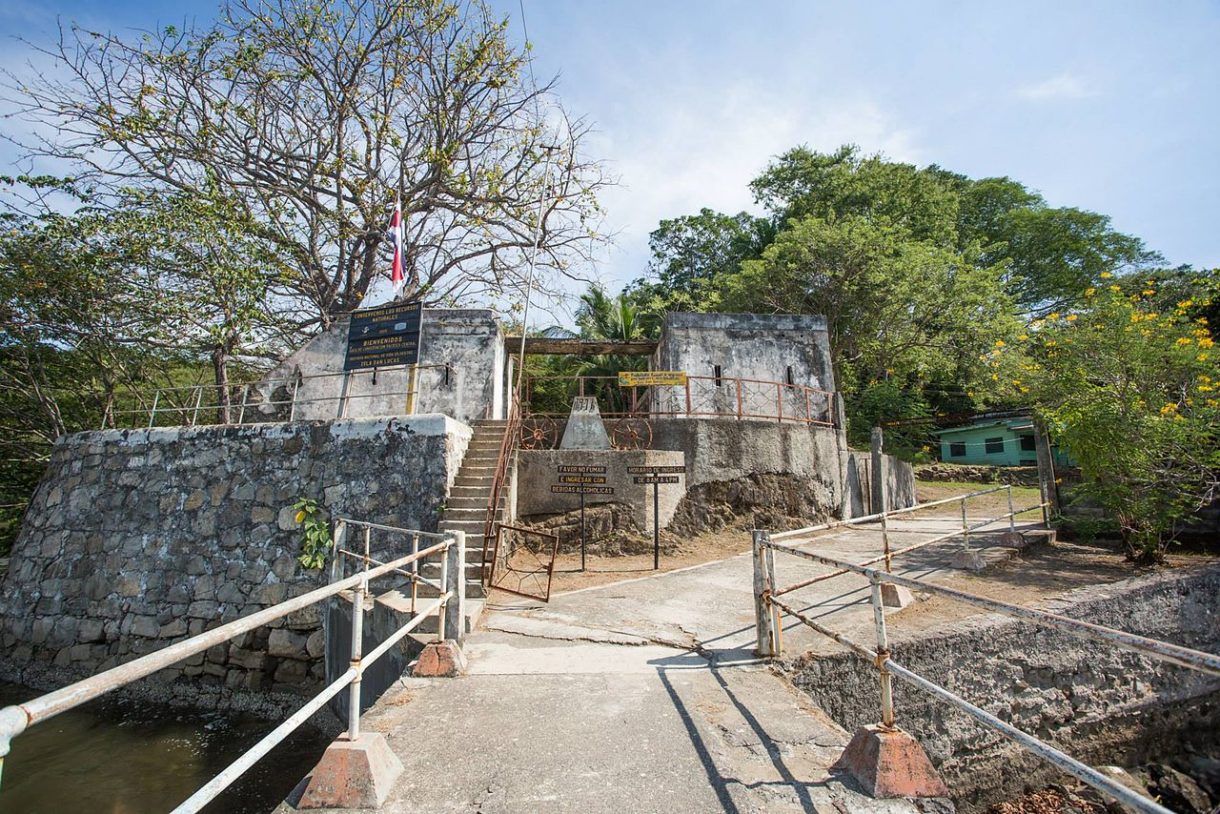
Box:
[351,628,938,813]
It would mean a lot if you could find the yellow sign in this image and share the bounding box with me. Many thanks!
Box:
[618,370,687,387]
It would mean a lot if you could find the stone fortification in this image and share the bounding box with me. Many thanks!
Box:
[0,415,469,713]
[260,309,506,426]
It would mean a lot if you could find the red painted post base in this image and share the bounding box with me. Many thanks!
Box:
[296,732,404,809]
[412,640,467,677]
[833,724,949,798]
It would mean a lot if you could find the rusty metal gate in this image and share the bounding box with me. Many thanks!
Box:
[487,522,560,602]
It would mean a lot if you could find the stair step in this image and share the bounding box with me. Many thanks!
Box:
[447,498,490,509]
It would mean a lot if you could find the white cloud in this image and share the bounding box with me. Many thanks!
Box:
[581,79,922,296]
[1015,73,1098,101]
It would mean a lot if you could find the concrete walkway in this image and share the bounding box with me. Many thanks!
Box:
[309,515,1044,813]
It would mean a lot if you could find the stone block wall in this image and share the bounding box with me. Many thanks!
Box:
[789,565,1220,811]
[0,415,469,713]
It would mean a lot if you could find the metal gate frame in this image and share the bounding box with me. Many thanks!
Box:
[487,522,560,602]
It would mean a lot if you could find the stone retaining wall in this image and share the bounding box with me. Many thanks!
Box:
[915,463,1043,487]
[0,415,468,715]
[788,564,1220,811]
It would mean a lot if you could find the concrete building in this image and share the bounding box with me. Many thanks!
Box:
[0,305,916,701]
[935,415,1073,468]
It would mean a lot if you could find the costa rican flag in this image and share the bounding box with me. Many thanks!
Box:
[388,198,405,294]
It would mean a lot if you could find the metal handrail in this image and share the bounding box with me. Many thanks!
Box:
[752,498,1220,814]
[773,484,1045,596]
[523,373,835,427]
[102,364,455,430]
[482,393,522,585]
[0,520,464,813]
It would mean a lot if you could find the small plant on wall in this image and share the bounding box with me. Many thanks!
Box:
[292,497,331,569]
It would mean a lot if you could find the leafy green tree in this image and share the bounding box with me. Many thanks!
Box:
[721,214,1020,437]
[749,147,1158,317]
[9,0,610,324]
[750,145,960,246]
[109,187,297,420]
[628,208,773,317]
[1028,280,1218,561]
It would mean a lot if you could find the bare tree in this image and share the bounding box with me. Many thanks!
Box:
[4,0,610,327]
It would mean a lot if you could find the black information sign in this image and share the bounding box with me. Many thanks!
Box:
[550,484,615,495]
[344,301,423,371]
[633,475,681,485]
[626,465,685,474]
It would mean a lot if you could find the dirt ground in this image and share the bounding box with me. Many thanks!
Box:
[529,479,1214,607]
[544,522,752,594]
[887,537,1212,636]
[916,480,1046,520]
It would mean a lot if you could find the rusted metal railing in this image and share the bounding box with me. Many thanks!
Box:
[481,393,522,586]
[771,484,1038,596]
[752,497,1219,814]
[0,520,464,812]
[523,374,835,427]
[102,364,455,430]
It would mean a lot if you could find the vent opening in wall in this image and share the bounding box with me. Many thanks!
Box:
[786,366,795,386]
[713,365,722,387]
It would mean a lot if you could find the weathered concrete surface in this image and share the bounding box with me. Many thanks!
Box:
[265,309,506,425]
[280,513,1071,813]
[834,725,949,798]
[517,449,686,532]
[296,733,404,809]
[652,312,836,396]
[324,632,941,814]
[845,451,917,516]
[558,397,612,449]
[0,415,469,713]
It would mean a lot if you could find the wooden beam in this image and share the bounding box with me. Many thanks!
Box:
[505,337,658,356]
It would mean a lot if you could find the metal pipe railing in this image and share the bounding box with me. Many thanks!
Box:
[522,373,835,427]
[103,364,456,430]
[756,550,1205,812]
[771,484,1012,541]
[755,489,1219,812]
[768,590,1174,814]
[0,520,462,809]
[764,539,1220,676]
[773,497,1048,597]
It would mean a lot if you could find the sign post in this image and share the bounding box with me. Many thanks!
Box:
[628,465,684,570]
[553,465,611,572]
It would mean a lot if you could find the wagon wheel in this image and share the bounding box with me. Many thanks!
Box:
[611,417,652,450]
[519,417,558,450]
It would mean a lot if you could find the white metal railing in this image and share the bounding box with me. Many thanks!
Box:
[103,364,455,430]
[772,484,1044,595]
[751,496,1220,814]
[0,519,464,813]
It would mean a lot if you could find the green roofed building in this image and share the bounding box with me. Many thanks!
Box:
[934,415,1073,467]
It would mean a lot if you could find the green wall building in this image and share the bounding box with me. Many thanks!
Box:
[935,416,1072,467]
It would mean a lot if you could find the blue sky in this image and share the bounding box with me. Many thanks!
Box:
[3,0,1219,306]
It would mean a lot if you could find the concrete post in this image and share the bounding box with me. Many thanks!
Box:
[832,392,847,430]
[443,530,466,642]
[870,427,888,514]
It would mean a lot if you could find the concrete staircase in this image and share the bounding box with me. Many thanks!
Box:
[383,419,511,638]
[437,418,511,600]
